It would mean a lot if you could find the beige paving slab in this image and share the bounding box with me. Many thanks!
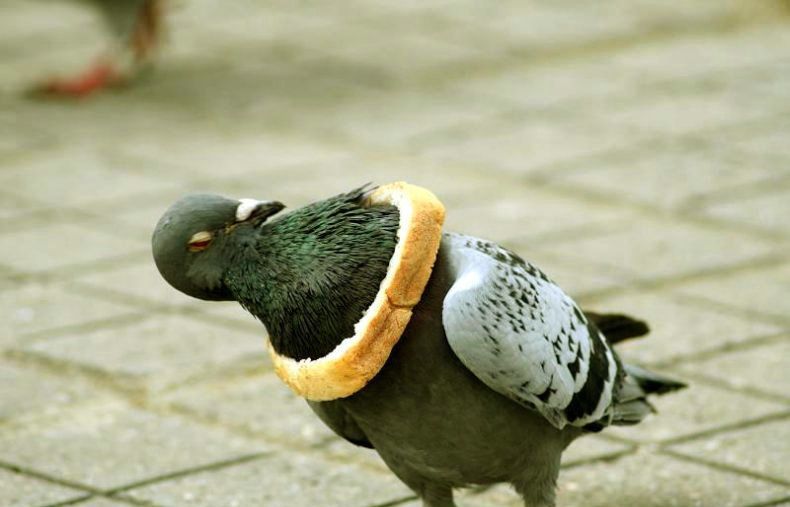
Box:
[675,338,790,401]
[70,261,205,310]
[66,499,137,507]
[417,112,650,175]
[545,215,779,282]
[0,147,180,210]
[0,360,110,425]
[0,467,86,507]
[0,282,138,345]
[606,381,787,444]
[0,402,267,490]
[601,22,790,83]
[159,372,335,447]
[443,185,621,243]
[450,59,632,113]
[0,221,142,276]
[16,313,267,394]
[301,88,507,150]
[677,262,790,322]
[700,182,790,235]
[669,417,790,484]
[126,449,412,507]
[561,435,632,466]
[545,142,789,212]
[584,291,782,364]
[115,131,354,182]
[556,451,788,507]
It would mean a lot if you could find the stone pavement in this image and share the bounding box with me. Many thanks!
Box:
[1,0,789,505]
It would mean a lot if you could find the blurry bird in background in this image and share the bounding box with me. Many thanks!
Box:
[36,0,165,97]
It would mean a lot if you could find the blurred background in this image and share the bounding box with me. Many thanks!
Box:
[1,0,789,506]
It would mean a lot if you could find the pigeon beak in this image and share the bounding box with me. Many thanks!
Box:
[235,199,285,223]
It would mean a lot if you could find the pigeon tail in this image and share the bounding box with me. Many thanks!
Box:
[609,364,687,426]
[586,312,650,344]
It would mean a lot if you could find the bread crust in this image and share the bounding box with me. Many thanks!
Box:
[267,182,446,400]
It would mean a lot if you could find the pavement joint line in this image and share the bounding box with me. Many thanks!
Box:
[409,14,790,91]
[367,494,420,507]
[36,494,98,507]
[539,176,790,246]
[0,459,102,496]
[519,108,790,185]
[103,451,271,496]
[530,169,790,245]
[742,494,790,507]
[672,292,790,330]
[679,174,790,213]
[594,410,790,449]
[656,411,790,447]
[671,369,790,406]
[10,311,149,345]
[3,250,150,285]
[660,448,790,488]
[647,331,790,371]
[573,251,790,304]
[559,446,638,470]
[411,55,790,153]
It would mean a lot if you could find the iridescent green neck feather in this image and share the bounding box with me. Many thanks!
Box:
[224,189,400,360]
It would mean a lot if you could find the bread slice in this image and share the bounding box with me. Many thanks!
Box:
[267,182,446,400]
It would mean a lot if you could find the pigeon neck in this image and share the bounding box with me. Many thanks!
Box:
[225,190,400,361]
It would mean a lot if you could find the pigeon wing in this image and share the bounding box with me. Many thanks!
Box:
[441,233,620,429]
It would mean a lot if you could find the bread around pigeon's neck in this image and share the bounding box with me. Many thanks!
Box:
[224,189,400,361]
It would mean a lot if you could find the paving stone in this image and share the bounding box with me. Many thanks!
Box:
[0,360,110,424]
[71,261,202,310]
[115,131,354,181]
[160,372,335,447]
[546,215,779,282]
[600,23,790,84]
[675,338,790,401]
[0,282,138,345]
[582,80,775,138]
[561,435,632,466]
[677,262,790,322]
[0,147,179,210]
[299,21,487,82]
[0,402,267,491]
[126,449,412,507]
[443,185,621,243]
[583,291,782,364]
[669,417,790,483]
[17,314,267,394]
[546,142,790,212]
[700,183,790,235]
[0,467,86,507]
[450,59,632,113]
[300,87,506,150]
[0,221,141,276]
[417,112,650,175]
[606,381,787,444]
[555,451,788,507]
[67,499,136,507]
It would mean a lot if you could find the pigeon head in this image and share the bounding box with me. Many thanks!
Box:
[151,193,285,301]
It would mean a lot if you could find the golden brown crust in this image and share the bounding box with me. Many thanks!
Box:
[267,182,446,400]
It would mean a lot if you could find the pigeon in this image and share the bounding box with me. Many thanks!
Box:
[152,182,686,507]
[36,0,164,97]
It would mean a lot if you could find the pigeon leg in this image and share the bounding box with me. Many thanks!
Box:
[420,484,455,507]
[33,0,163,98]
[36,59,121,98]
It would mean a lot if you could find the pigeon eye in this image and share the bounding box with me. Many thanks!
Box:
[187,231,213,252]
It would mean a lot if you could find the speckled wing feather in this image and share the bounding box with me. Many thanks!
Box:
[441,233,620,429]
